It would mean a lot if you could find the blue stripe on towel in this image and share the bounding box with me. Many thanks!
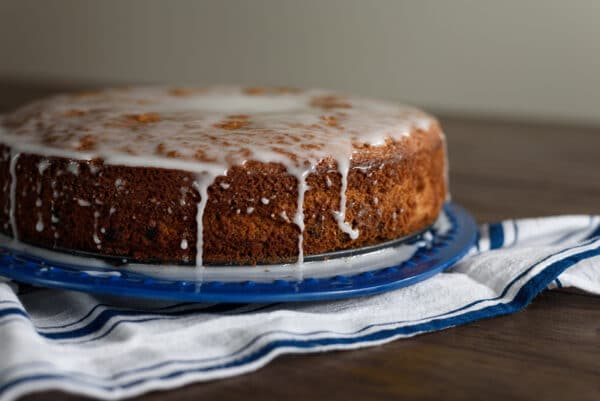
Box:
[62,303,279,345]
[40,303,248,340]
[38,301,199,330]
[0,302,276,342]
[0,307,29,322]
[489,223,505,249]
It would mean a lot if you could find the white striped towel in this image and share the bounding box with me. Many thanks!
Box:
[0,215,599,401]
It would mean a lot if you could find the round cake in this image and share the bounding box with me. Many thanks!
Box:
[0,86,447,266]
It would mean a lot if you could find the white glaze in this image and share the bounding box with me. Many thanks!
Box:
[93,211,101,248]
[192,171,222,271]
[67,161,80,175]
[290,165,314,274]
[35,214,44,232]
[76,199,91,207]
[0,86,437,267]
[332,157,359,240]
[37,159,50,174]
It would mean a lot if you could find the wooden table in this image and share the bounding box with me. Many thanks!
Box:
[2,83,599,401]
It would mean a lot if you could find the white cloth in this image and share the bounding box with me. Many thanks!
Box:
[0,215,599,401]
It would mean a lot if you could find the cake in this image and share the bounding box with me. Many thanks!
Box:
[0,86,447,266]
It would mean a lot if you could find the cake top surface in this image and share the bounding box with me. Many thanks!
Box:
[0,86,435,173]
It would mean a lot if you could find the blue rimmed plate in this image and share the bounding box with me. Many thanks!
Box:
[0,202,476,302]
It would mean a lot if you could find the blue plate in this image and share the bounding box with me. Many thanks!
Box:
[0,203,476,303]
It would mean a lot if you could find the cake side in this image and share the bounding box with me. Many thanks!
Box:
[0,122,445,265]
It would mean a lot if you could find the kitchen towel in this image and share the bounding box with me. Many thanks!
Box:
[0,215,599,401]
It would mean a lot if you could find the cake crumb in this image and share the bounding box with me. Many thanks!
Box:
[67,162,80,176]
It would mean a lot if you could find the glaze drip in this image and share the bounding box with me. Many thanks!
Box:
[333,157,359,240]
[291,165,316,268]
[192,174,212,267]
[8,152,20,241]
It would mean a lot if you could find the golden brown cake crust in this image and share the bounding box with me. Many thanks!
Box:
[0,86,447,266]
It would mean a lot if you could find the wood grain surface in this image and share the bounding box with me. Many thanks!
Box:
[2,82,599,401]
